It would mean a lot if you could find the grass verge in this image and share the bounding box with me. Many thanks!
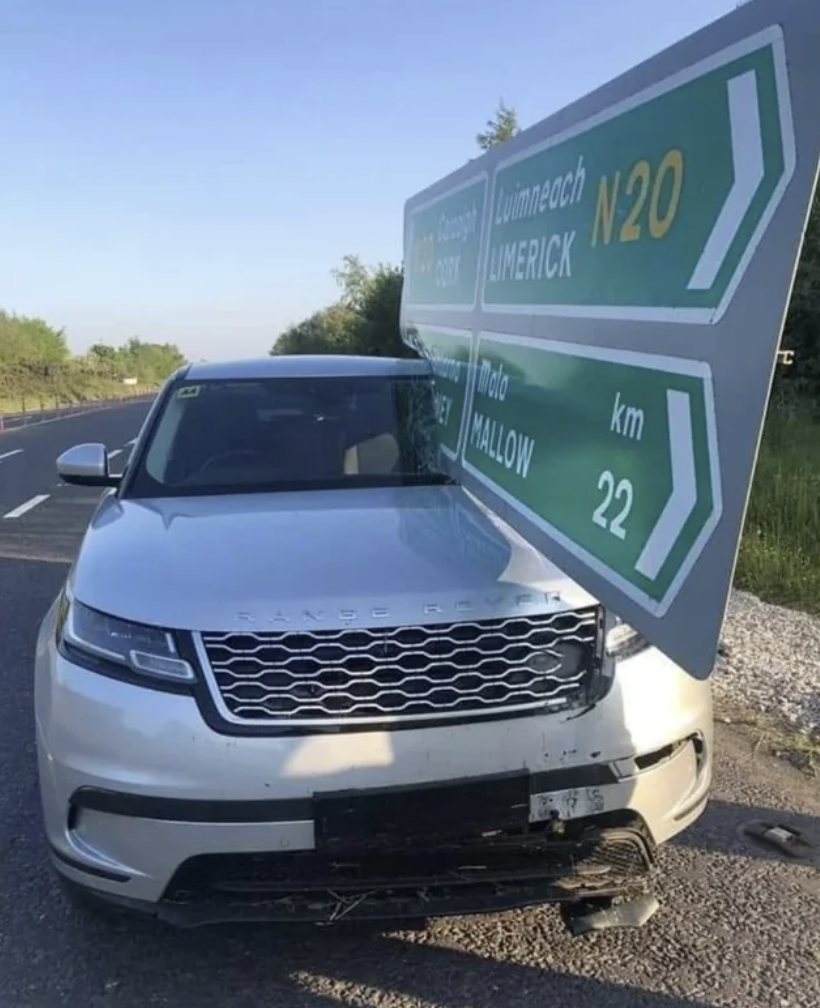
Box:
[0,379,151,417]
[735,398,820,615]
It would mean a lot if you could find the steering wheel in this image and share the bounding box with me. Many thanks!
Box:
[189,449,269,479]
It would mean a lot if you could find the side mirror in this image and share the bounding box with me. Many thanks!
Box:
[56,444,120,487]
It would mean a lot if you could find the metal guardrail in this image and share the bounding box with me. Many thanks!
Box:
[0,393,155,433]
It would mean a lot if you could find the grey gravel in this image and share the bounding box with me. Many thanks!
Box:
[713,590,820,734]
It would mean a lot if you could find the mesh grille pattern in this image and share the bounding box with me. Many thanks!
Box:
[167,832,652,898]
[201,606,601,726]
[162,825,656,923]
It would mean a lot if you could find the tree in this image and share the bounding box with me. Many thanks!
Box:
[0,310,187,412]
[0,311,69,365]
[116,337,186,383]
[476,100,520,151]
[272,305,361,356]
[89,342,118,362]
[271,257,406,359]
[331,254,373,312]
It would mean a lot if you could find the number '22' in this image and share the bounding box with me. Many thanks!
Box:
[592,470,633,540]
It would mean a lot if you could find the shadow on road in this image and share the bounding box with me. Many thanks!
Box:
[28,897,723,1008]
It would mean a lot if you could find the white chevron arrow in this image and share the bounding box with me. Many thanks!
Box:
[635,390,697,581]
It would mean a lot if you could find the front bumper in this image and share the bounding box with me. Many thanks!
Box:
[36,605,712,924]
[63,820,659,926]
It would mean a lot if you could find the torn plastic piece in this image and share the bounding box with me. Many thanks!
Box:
[560,893,660,936]
[741,820,817,861]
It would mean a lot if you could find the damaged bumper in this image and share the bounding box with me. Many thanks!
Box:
[38,632,712,925]
[74,817,657,928]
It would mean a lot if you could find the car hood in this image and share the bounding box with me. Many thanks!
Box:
[69,486,597,632]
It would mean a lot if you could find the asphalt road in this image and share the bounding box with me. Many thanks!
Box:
[1,402,819,1008]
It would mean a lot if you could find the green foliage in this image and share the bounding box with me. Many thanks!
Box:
[736,400,820,613]
[272,256,406,359]
[476,101,520,151]
[273,305,362,356]
[0,313,186,414]
[780,190,820,399]
[0,311,69,365]
[113,337,187,384]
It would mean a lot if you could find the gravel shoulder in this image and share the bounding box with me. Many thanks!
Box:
[713,589,820,738]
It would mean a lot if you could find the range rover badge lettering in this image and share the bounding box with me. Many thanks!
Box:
[236,589,560,629]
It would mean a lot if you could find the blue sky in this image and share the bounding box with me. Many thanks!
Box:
[1,0,738,360]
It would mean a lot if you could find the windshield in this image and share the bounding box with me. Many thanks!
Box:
[125,372,452,498]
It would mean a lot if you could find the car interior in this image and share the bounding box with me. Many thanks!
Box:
[145,381,414,488]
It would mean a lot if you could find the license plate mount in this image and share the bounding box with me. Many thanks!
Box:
[313,772,531,853]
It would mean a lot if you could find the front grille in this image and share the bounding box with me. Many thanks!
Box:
[199,606,601,727]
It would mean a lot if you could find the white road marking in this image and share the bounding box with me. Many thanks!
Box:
[126,438,138,446]
[3,494,50,519]
[108,449,123,460]
[0,449,23,462]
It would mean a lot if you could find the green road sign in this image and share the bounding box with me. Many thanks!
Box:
[404,175,488,309]
[401,1,820,677]
[481,29,794,323]
[462,333,721,614]
[412,326,474,459]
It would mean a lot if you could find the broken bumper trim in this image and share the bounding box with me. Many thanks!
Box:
[115,822,659,927]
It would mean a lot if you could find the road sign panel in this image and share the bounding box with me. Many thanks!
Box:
[461,334,721,615]
[480,29,794,324]
[404,175,488,310]
[411,326,474,459]
[400,0,820,676]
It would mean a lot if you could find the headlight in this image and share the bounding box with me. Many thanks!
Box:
[605,620,650,660]
[57,593,194,685]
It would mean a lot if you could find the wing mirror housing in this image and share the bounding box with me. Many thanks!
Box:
[56,444,120,487]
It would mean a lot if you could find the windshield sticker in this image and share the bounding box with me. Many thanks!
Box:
[177,385,201,399]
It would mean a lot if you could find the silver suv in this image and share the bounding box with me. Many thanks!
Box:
[35,354,712,930]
